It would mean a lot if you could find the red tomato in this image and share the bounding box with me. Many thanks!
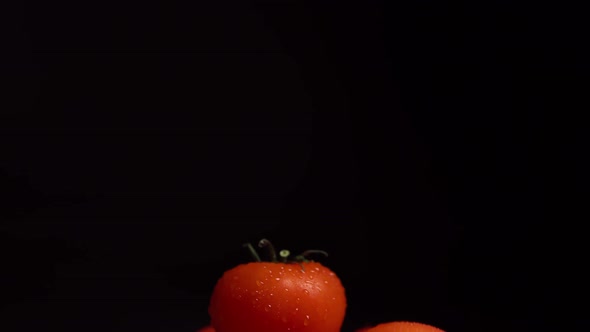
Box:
[208,239,347,332]
[360,321,445,332]
[196,326,215,332]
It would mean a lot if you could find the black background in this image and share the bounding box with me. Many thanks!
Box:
[2,1,588,332]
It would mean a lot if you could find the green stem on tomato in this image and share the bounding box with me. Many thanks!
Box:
[243,239,329,265]
[300,249,329,259]
[279,249,290,263]
[243,242,262,262]
[258,238,278,262]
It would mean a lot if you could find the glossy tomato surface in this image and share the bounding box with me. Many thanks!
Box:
[208,261,346,332]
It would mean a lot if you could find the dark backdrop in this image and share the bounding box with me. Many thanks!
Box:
[2,2,588,332]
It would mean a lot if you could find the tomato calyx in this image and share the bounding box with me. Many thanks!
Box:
[243,238,328,268]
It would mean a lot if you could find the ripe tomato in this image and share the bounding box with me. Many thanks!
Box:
[360,321,445,332]
[196,326,215,332]
[208,239,347,332]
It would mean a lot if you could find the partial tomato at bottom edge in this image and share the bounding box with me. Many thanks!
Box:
[356,321,445,332]
[196,325,215,332]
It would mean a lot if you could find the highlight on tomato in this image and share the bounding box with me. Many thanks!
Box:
[208,239,347,332]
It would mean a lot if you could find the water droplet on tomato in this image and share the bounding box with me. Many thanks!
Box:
[270,293,274,296]
[256,280,264,286]
[287,268,293,272]
[264,304,272,312]
[275,277,281,281]
[303,315,311,326]
[314,267,320,271]
[324,280,329,284]
[308,274,314,279]
[295,307,299,311]
[303,289,309,295]
[284,288,289,292]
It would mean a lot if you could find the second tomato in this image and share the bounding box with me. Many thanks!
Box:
[360,321,445,332]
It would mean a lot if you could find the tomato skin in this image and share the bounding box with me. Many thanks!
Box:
[196,326,215,332]
[208,261,346,332]
[360,321,445,332]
